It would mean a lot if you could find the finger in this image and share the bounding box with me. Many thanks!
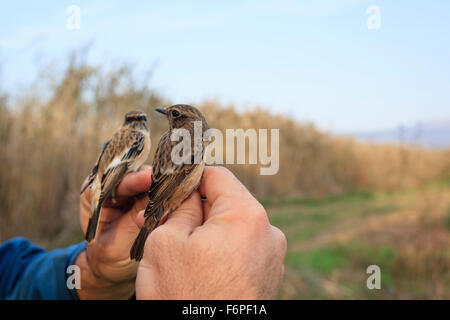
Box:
[101,169,150,216]
[127,195,148,220]
[201,199,211,223]
[270,226,287,289]
[271,225,287,259]
[163,191,203,236]
[198,167,249,204]
[115,165,152,197]
[135,210,145,229]
[102,166,152,208]
[198,166,256,220]
[81,165,151,205]
[80,206,123,237]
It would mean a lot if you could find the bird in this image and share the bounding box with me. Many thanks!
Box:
[130,104,210,261]
[80,110,151,242]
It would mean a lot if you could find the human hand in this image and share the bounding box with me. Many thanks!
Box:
[135,167,287,299]
[76,165,151,299]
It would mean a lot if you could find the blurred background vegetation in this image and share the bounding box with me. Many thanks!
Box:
[0,55,449,299]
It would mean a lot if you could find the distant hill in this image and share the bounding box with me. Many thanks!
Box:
[350,121,450,149]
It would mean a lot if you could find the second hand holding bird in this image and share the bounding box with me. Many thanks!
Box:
[78,166,152,299]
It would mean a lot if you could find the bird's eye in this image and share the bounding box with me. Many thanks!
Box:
[171,110,180,118]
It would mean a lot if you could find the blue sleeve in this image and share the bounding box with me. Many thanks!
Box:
[0,237,86,300]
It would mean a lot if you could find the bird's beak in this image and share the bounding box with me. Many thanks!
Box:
[155,108,167,115]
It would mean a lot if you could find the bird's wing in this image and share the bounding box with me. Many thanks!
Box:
[98,129,146,202]
[144,131,196,218]
[98,162,129,203]
[80,140,110,194]
[121,132,146,161]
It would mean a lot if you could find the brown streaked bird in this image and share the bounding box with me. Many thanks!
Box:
[80,110,151,242]
[130,104,210,261]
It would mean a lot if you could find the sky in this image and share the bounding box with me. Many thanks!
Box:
[0,0,449,133]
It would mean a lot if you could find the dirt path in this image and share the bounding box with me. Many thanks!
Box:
[289,189,450,251]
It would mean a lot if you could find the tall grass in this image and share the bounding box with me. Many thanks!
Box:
[0,56,449,247]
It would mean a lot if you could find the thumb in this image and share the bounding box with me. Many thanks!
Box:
[163,191,203,236]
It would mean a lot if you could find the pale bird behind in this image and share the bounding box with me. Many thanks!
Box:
[81,110,151,242]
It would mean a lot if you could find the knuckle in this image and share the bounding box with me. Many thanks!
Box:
[247,201,268,222]
[272,226,287,253]
[147,226,168,245]
[239,201,269,232]
[147,224,182,251]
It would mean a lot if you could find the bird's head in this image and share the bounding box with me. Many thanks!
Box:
[123,110,148,131]
[155,104,209,132]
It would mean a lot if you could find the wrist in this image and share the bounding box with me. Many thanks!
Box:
[74,250,135,300]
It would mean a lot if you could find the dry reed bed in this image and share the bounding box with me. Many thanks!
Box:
[0,59,448,246]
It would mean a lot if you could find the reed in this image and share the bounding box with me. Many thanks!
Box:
[0,58,448,248]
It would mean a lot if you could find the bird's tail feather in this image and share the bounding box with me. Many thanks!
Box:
[130,207,163,261]
[85,204,102,242]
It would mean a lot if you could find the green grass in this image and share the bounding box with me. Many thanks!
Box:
[260,191,374,207]
[283,243,399,299]
[270,185,450,299]
[444,207,450,231]
[287,244,396,276]
[267,197,400,236]
[303,246,349,275]
[425,176,450,189]
[291,228,318,241]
